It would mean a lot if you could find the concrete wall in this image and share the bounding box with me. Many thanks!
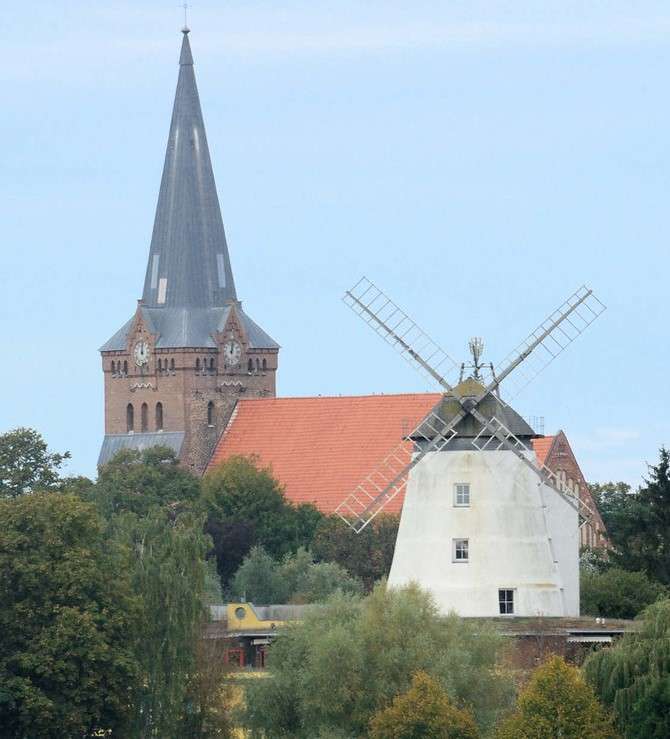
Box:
[388,449,579,617]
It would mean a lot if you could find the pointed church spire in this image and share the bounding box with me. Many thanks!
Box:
[142,30,237,308]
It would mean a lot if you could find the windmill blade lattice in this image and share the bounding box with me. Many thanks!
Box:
[335,410,458,532]
[471,415,594,525]
[343,277,459,391]
[494,286,606,400]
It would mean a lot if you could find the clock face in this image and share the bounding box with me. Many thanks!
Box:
[223,340,242,367]
[133,340,150,367]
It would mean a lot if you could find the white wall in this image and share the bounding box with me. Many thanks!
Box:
[388,449,579,617]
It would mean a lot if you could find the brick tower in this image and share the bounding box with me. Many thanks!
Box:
[99,29,278,474]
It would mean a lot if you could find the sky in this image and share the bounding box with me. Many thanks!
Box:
[1,1,668,485]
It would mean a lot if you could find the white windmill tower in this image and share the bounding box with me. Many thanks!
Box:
[335,278,605,618]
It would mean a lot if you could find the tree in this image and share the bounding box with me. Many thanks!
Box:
[178,636,234,738]
[0,493,139,737]
[93,446,201,517]
[230,546,363,604]
[311,513,399,589]
[496,655,617,739]
[243,584,512,737]
[231,545,287,603]
[202,455,324,582]
[369,671,479,738]
[589,481,634,544]
[112,508,210,738]
[584,598,670,738]
[0,427,70,498]
[590,449,670,585]
[581,567,667,619]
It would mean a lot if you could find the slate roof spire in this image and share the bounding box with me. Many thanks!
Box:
[141,29,237,308]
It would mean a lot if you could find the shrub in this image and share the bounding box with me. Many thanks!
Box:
[496,655,617,739]
[369,671,479,738]
[580,567,666,619]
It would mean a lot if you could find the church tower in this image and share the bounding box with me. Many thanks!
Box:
[99,29,279,474]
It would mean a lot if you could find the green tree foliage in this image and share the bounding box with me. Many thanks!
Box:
[589,481,634,544]
[311,513,399,589]
[496,655,617,739]
[243,584,512,737]
[202,455,324,582]
[177,634,234,738]
[93,446,201,517]
[369,671,479,739]
[584,598,670,738]
[581,567,667,619]
[0,427,70,498]
[590,449,670,585]
[0,493,139,737]
[112,508,210,738]
[231,546,363,604]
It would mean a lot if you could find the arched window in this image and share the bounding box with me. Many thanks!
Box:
[196,358,201,372]
[141,403,148,432]
[207,401,215,426]
[111,360,116,375]
[123,360,128,375]
[126,403,134,432]
[248,358,253,372]
[170,358,175,372]
[256,358,260,371]
[155,402,163,431]
[158,358,162,372]
[209,357,215,371]
[262,358,267,371]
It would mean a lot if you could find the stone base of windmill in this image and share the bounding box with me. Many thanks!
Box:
[388,449,580,618]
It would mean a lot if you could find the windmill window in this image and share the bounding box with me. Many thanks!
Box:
[126,403,134,432]
[498,589,515,615]
[454,483,470,507]
[207,401,215,426]
[141,403,148,432]
[155,402,163,431]
[452,538,469,563]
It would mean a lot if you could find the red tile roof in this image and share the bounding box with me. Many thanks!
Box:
[532,436,556,467]
[208,394,441,513]
[208,394,559,515]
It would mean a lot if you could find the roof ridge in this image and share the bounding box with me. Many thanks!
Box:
[232,392,443,402]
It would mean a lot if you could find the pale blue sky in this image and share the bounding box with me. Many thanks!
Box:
[1,1,668,485]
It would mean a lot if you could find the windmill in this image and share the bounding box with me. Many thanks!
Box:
[336,277,605,617]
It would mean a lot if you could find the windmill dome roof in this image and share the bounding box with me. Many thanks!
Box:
[412,379,537,448]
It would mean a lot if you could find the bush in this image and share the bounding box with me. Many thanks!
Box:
[242,583,512,737]
[369,671,479,738]
[230,546,363,604]
[580,567,666,619]
[496,655,617,739]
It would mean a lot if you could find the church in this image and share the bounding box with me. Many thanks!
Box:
[99,30,607,551]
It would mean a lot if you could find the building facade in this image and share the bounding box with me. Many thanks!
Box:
[99,30,278,474]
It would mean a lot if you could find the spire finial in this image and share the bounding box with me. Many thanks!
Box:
[181,3,190,34]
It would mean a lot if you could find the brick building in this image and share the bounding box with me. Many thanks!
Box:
[99,29,278,474]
